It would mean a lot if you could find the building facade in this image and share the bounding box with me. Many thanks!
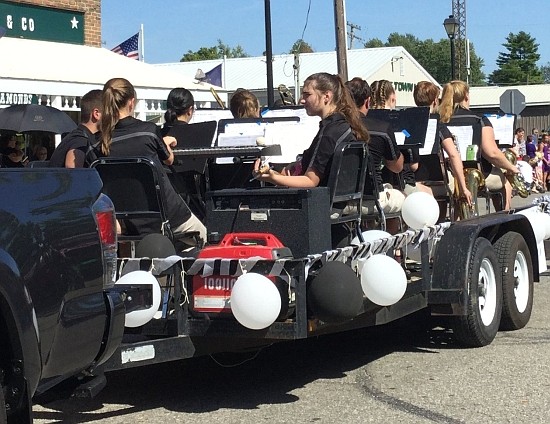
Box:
[2,0,101,46]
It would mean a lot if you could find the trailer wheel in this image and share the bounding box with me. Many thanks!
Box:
[494,232,533,331]
[451,237,502,347]
[0,368,6,424]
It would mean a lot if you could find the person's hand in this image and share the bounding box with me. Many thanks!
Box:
[163,136,177,148]
[252,158,271,180]
[462,187,473,206]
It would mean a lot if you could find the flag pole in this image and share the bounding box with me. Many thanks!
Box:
[139,23,145,62]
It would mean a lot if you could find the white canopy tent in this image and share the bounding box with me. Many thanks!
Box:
[0,37,226,119]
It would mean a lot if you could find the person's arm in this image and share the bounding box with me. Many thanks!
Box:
[161,136,176,165]
[65,149,85,168]
[384,152,403,173]
[480,126,518,173]
[253,158,320,187]
[441,137,472,205]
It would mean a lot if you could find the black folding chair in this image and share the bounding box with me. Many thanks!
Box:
[361,149,404,233]
[326,141,368,246]
[91,157,174,256]
[416,151,453,221]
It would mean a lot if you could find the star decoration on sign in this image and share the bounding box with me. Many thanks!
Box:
[71,16,79,29]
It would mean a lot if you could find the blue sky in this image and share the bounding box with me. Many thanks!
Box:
[101,0,549,77]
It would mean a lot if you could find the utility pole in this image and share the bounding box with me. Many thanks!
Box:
[334,0,348,81]
[347,21,363,49]
[264,0,274,108]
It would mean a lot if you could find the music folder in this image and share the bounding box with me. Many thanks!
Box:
[167,120,218,149]
[368,106,430,148]
[167,120,217,173]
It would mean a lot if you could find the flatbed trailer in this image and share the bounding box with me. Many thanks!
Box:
[99,208,540,374]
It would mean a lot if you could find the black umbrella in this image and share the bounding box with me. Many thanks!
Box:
[0,104,77,134]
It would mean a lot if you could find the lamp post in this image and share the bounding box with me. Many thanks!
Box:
[443,15,459,81]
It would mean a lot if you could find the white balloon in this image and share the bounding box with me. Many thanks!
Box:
[517,210,546,243]
[360,254,407,306]
[230,273,281,330]
[116,270,161,328]
[401,192,439,230]
[351,230,392,245]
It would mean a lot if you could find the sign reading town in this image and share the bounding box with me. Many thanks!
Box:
[0,0,84,44]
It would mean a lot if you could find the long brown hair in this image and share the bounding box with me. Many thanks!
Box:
[100,77,136,155]
[439,80,469,123]
[304,72,369,142]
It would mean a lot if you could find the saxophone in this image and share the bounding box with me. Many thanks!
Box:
[503,149,529,198]
[455,167,486,219]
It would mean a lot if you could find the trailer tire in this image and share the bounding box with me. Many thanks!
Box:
[494,232,533,331]
[451,237,502,347]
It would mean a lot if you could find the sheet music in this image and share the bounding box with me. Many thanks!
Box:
[190,109,233,124]
[447,126,474,161]
[419,118,438,155]
[485,114,515,146]
[394,132,406,145]
[216,133,260,164]
[264,122,318,163]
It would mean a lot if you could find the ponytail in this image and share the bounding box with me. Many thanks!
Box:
[99,78,136,155]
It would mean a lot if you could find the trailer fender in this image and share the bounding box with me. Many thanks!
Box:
[429,213,538,312]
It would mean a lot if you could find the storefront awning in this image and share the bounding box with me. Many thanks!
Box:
[0,37,225,104]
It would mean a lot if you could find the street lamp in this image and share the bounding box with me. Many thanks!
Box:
[443,15,459,81]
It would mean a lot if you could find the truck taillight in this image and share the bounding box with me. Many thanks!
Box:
[93,194,118,289]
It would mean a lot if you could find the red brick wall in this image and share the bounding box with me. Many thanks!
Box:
[7,0,101,46]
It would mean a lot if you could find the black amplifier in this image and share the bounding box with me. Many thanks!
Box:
[206,187,332,258]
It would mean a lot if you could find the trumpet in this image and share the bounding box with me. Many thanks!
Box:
[455,167,486,220]
[503,149,529,199]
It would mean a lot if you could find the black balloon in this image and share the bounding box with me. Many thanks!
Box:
[307,261,364,323]
[135,233,176,258]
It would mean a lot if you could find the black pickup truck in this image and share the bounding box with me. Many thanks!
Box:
[0,168,125,423]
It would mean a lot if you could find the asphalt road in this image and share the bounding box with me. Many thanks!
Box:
[33,193,550,424]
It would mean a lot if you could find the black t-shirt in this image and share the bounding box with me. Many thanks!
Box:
[444,107,492,176]
[437,121,453,146]
[99,116,191,230]
[300,113,355,187]
[362,115,400,189]
[49,124,96,168]
[161,120,188,138]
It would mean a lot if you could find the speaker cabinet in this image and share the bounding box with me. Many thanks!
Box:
[206,187,332,258]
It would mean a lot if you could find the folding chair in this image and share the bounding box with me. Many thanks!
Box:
[91,156,174,257]
[416,151,454,222]
[326,141,368,246]
[360,149,405,233]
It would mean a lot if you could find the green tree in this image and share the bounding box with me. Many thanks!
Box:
[180,39,249,62]
[489,31,543,85]
[541,62,550,83]
[290,39,314,54]
[363,33,485,86]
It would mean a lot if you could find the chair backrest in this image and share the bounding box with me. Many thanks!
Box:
[415,153,448,185]
[325,141,368,223]
[28,160,50,168]
[91,157,172,239]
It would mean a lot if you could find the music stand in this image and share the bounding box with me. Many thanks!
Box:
[368,106,430,148]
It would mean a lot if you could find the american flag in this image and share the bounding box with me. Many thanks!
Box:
[111,33,139,60]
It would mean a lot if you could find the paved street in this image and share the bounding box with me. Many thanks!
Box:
[33,192,550,424]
